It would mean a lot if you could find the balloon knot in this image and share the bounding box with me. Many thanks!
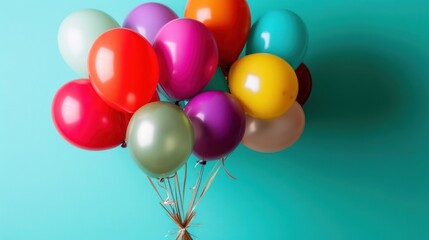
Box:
[198,160,207,166]
[121,141,127,148]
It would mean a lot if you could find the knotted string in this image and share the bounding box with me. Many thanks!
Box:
[147,159,229,240]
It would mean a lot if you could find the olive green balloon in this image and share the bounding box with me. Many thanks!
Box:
[126,102,194,178]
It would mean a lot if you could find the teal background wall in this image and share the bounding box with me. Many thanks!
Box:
[1,0,428,239]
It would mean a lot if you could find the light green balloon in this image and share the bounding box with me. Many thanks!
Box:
[126,102,194,178]
[58,9,119,77]
[203,68,229,92]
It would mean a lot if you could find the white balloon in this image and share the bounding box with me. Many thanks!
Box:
[58,9,119,77]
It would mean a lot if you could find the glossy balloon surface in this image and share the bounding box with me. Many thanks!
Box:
[123,92,160,128]
[126,102,194,178]
[123,3,178,44]
[243,102,305,152]
[184,91,245,160]
[89,28,159,113]
[154,19,218,101]
[229,53,298,119]
[58,9,119,77]
[246,9,308,69]
[52,79,127,150]
[185,0,251,67]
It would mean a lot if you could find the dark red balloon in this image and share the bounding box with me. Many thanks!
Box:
[295,63,313,105]
[52,79,127,150]
[89,28,159,113]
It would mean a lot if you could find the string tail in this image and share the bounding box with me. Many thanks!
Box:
[147,160,225,240]
[222,156,237,180]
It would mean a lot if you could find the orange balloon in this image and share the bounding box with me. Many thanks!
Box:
[184,0,251,67]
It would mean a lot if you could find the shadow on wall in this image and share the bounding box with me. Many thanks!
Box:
[304,37,410,147]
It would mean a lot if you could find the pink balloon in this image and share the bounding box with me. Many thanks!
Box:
[154,18,218,101]
[242,102,305,153]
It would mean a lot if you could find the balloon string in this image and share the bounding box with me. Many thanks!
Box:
[186,163,205,220]
[182,163,188,218]
[147,176,163,201]
[191,160,223,213]
[148,160,224,240]
[174,172,185,221]
[221,156,237,180]
[190,160,205,191]
[158,178,175,206]
[167,176,183,221]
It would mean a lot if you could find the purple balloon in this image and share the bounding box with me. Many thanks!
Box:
[123,3,178,44]
[184,91,245,160]
[154,19,218,101]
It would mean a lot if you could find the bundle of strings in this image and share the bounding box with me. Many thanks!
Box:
[148,158,232,240]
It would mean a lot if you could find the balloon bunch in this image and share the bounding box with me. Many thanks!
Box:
[52,1,312,239]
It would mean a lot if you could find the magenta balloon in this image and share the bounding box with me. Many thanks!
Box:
[123,3,178,44]
[184,91,245,160]
[154,19,219,101]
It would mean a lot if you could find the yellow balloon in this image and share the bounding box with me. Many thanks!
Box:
[228,53,299,119]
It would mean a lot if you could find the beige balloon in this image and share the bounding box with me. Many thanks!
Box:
[242,102,305,153]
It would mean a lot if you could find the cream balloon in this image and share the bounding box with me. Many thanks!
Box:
[58,9,119,77]
[242,102,305,153]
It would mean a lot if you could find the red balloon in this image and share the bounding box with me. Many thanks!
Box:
[89,28,159,113]
[150,91,160,102]
[295,63,313,105]
[52,79,127,150]
[123,91,160,128]
[184,0,251,68]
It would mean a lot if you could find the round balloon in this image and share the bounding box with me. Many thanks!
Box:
[154,19,218,101]
[89,28,159,113]
[243,102,305,153]
[123,3,178,44]
[295,63,312,106]
[185,0,251,67]
[58,9,119,77]
[228,53,299,119]
[126,102,194,178]
[246,9,308,69]
[52,79,127,150]
[184,91,245,160]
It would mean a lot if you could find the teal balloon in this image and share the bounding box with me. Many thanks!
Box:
[126,102,194,178]
[246,9,308,69]
[203,68,229,92]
